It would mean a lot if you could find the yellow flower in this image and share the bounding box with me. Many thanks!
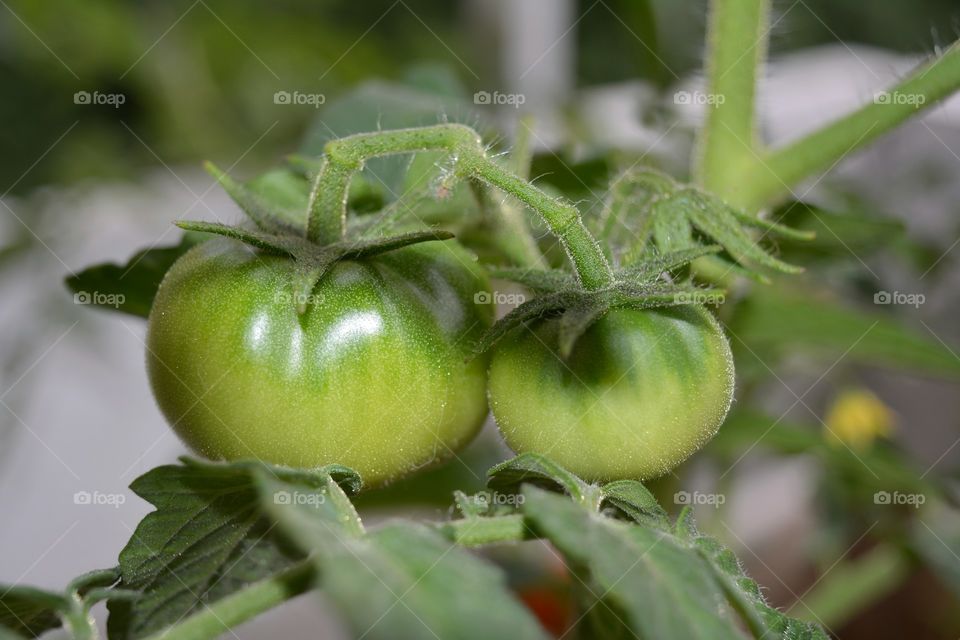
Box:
[824,388,895,450]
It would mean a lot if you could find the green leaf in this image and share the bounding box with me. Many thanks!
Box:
[598,167,670,253]
[522,486,745,640]
[488,453,593,505]
[0,587,63,638]
[600,479,669,527]
[487,267,576,293]
[617,245,722,281]
[259,472,549,640]
[507,457,829,640]
[682,191,802,274]
[731,287,960,379]
[65,233,203,318]
[1,568,133,640]
[107,458,356,640]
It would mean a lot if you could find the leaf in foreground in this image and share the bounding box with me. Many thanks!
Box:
[106,458,358,640]
[258,471,549,640]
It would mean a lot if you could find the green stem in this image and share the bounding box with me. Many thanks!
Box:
[141,562,316,640]
[739,40,960,210]
[306,158,354,244]
[437,514,533,547]
[694,0,770,200]
[306,124,613,289]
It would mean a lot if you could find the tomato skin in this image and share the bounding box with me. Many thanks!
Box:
[146,238,493,487]
[488,305,734,481]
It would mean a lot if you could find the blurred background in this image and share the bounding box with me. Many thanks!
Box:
[2,0,960,637]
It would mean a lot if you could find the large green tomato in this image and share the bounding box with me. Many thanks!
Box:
[146,238,492,487]
[488,305,734,481]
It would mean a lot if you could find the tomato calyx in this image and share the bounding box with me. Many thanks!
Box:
[475,245,727,358]
[177,162,455,313]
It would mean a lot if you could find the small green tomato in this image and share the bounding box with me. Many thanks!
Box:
[146,238,492,487]
[487,305,734,481]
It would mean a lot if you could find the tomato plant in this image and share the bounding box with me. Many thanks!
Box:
[8,0,960,638]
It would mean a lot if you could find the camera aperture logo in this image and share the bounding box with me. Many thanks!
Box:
[873,290,924,309]
[274,90,326,108]
[73,490,126,508]
[473,90,526,108]
[873,490,925,508]
[74,90,126,108]
[273,490,326,506]
[74,290,125,309]
[674,490,725,507]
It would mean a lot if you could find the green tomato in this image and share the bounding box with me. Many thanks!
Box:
[146,238,493,488]
[488,305,734,481]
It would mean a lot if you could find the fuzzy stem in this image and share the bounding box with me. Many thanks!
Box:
[140,562,316,640]
[737,40,960,210]
[437,514,532,547]
[306,124,613,289]
[306,158,354,244]
[694,0,770,200]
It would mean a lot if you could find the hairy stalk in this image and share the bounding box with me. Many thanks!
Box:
[437,514,533,547]
[694,0,770,200]
[306,124,612,288]
[738,40,960,210]
[140,562,315,640]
